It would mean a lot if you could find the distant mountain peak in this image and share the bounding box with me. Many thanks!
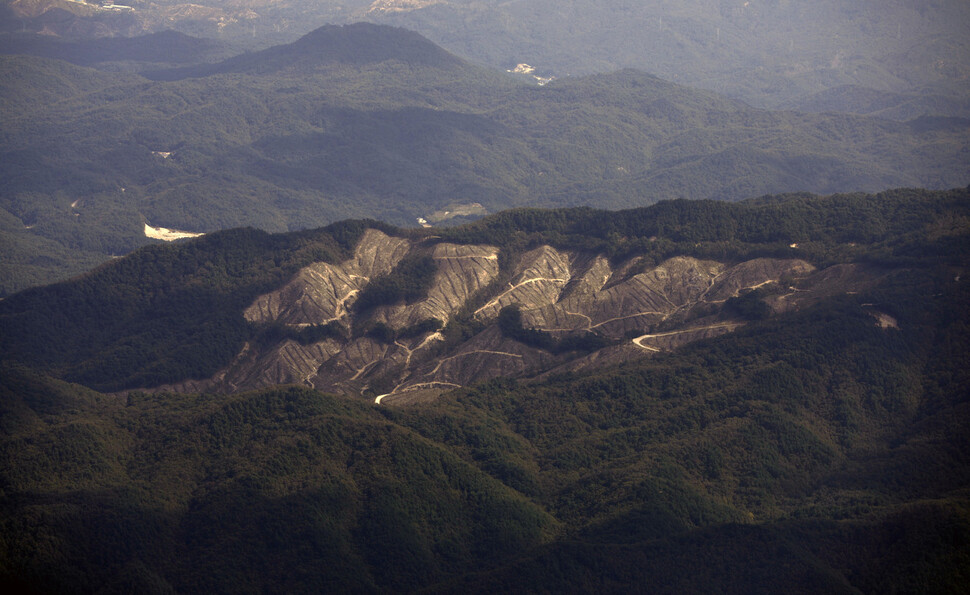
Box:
[290,22,464,68]
[146,22,465,81]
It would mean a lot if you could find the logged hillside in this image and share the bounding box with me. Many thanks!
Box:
[2,188,967,398]
[2,23,969,294]
[1,189,969,591]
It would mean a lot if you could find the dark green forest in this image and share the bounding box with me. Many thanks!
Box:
[354,253,438,313]
[2,23,968,295]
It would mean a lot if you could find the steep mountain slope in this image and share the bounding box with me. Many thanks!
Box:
[1,189,968,592]
[2,23,968,295]
[183,231,817,399]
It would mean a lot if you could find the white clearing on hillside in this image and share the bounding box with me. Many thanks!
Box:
[870,311,899,329]
[144,223,204,241]
[508,63,536,74]
[368,0,440,14]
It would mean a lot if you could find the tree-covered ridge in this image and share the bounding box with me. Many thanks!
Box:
[437,187,970,267]
[2,22,968,293]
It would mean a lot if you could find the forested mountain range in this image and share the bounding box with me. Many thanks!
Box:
[3,0,968,119]
[2,22,969,295]
[1,189,968,592]
[2,7,969,591]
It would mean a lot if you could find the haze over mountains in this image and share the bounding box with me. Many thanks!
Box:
[3,0,969,118]
[2,22,968,295]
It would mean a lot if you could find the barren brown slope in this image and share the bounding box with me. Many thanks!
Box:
[145,229,884,402]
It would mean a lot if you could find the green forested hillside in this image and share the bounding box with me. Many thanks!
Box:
[2,23,968,294]
[0,369,558,593]
[1,209,968,591]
